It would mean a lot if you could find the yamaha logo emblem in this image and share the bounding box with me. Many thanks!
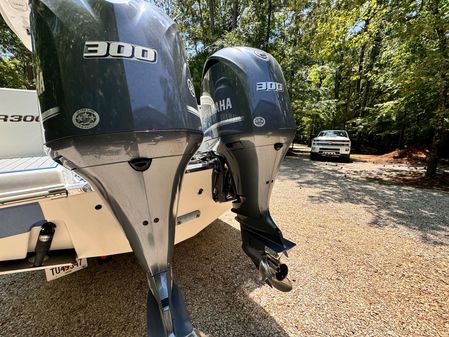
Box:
[254,50,269,60]
[253,116,266,127]
[72,109,100,129]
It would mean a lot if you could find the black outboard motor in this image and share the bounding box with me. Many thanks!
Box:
[31,1,202,336]
[200,47,296,291]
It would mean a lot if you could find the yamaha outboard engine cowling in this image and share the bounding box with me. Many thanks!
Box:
[200,47,296,291]
[31,1,202,336]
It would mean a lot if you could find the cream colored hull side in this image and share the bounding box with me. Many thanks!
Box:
[0,168,232,262]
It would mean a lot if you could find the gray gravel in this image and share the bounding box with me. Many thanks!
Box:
[1,155,448,337]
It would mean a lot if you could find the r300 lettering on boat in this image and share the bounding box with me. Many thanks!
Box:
[0,115,40,122]
[84,41,157,63]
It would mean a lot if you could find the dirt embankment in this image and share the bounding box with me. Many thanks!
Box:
[351,148,449,191]
[287,145,449,191]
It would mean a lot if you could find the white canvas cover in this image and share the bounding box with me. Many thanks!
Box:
[0,0,32,51]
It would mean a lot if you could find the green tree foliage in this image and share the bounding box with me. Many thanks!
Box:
[1,1,447,175]
[0,15,33,89]
[162,0,448,175]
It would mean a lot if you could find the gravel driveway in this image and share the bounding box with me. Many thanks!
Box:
[1,155,448,337]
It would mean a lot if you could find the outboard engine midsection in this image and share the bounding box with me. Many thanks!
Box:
[31,1,201,337]
[200,47,296,292]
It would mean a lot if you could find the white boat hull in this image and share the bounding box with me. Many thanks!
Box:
[0,167,231,268]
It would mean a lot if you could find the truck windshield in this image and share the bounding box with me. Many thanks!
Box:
[318,130,348,138]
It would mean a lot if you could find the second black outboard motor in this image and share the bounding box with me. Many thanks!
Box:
[31,1,201,336]
[200,47,296,291]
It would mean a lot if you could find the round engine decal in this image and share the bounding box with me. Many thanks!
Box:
[72,109,100,129]
[253,116,266,127]
[254,50,269,60]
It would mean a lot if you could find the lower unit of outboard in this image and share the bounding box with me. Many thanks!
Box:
[200,47,297,291]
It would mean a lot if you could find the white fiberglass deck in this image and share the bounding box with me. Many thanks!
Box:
[0,156,65,204]
[0,156,58,174]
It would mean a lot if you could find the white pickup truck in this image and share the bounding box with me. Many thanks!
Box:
[310,130,351,161]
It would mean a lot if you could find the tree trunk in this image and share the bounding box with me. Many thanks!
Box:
[355,13,373,117]
[195,0,207,45]
[231,0,239,29]
[355,43,366,116]
[360,30,382,115]
[333,67,341,128]
[426,78,448,177]
[427,123,443,178]
[207,0,216,40]
[426,0,448,178]
[309,114,316,146]
[265,0,272,51]
[398,109,407,148]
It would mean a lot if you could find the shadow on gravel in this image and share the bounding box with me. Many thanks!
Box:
[174,220,289,337]
[0,221,287,337]
[280,156,449,246]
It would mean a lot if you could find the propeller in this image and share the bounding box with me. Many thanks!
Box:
[258,252,293,293]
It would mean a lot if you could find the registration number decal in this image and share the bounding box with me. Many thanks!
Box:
[45,259,88,281]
